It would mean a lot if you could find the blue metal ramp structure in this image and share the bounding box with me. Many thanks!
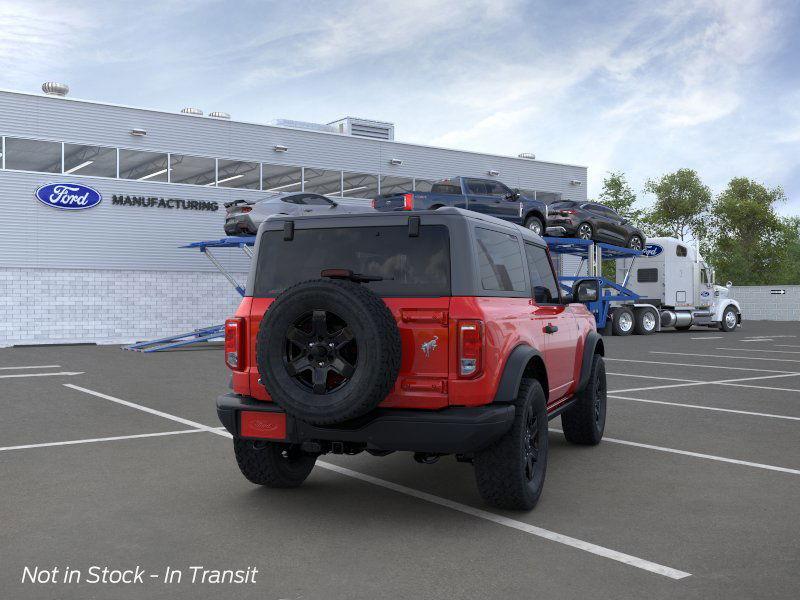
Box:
[124,236,256,352]
[544,237,641,329]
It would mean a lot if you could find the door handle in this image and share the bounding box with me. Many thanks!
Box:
[544,324,559,334]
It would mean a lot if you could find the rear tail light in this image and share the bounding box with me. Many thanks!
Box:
[458,320,483,378]
[402,193,414,210]
[225,317,245,371]
[240,207,252,213]
[559,209,577,215]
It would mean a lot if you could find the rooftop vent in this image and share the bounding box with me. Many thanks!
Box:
[42,82,69,97]
[269,119,337,134]
[518,152,536,160]
[328,117,394,141]
[180,107,203,116]
[209,111,230,119]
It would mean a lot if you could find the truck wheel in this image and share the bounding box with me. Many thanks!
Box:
[561,354,606,445]
[524,216,544,236]
[611,307,634,336]
[719,306,738,332]
[257,278,401,425]
[633,308,657,335]
[233,438,316,488]
[473,379,548,510]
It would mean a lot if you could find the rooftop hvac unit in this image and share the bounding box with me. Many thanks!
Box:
[181,107,204,116]
[269,119,337,134]
[328,117,395,141]
[209,111,230,119]
[42,82,69,96]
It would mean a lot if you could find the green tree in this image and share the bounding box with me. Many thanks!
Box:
[598,171,643,226]
[705,177,791,285]
[642,169,711,241]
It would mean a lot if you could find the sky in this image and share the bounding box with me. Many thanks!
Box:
[1,0,799,213]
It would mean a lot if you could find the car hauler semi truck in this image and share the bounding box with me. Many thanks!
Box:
[613,237,741,335]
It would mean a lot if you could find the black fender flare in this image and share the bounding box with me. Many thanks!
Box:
[523,210,546,227]
[576,331,604,393]
[493,344,547,404]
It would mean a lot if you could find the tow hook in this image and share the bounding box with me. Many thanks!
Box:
[413,452,441,465]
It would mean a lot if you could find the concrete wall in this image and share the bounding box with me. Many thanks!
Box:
[730,286,800,322]
[0,268,244,347]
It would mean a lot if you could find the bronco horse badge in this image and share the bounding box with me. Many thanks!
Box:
[421,336,439,358]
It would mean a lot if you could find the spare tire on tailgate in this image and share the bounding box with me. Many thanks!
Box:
[256,279,401,425]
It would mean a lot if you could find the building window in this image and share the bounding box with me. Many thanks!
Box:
[4,138,61,173]
[304,168,342,196]
[119,149,169,182]
[170,154,216,186]
[379,175,413,195]
[63,144,117,177]
[341,171,378,198]
[217,159,260,189]
[262,164,302,193]
[414,179,436,192]
[474,227,526,292]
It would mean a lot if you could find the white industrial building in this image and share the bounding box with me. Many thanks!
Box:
[0,85,588,346]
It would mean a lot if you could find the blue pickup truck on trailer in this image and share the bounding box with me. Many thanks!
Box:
[372,176,548,235]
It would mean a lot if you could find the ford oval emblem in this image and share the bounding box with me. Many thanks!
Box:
[701,290,710,297]
[642,244,663,257]
[35,183,102,210]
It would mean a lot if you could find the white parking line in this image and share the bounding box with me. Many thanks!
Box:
[550,428,800,476]
[64,384,226,434]
[609,395,800,422]
[609,372,800,394]
[0,429,203,452]
[716,348,800,354]
[0,371,84,379]
[607,372,701,383]
[63,384,690,580]
[607,358,797,374]
[316,461,691,580]
[0,365,61,370]
[690,336,723,340]
[650,351,800,364]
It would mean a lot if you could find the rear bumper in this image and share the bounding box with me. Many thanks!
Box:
[217,393,515,454]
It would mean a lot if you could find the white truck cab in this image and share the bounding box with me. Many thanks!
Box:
[615,237,741,333]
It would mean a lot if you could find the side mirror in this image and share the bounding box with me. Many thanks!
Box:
[573,279,599,303]
[329,201,338,208]
[505,192,519,201]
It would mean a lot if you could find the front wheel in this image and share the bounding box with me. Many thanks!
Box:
[474,379,548,510]
[576,222,593,240]
[233,438,317,488]
[562,354,606,445]
[611,307,634,336]
[719,307,739,332]
[524,216,544,236]
[627,235,644,251]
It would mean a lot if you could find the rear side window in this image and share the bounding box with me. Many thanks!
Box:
[474,227,526,292]
[676,245,688,257]
[465,179,490,195]
[430,180,462,194]
[254,225,450,297]
[524,244,561,303]
[282,194,333,206]
[638,268,658,282]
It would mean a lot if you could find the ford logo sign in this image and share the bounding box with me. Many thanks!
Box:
[641,244,663,257]
[35,183,102,210]
[700,290,710,297]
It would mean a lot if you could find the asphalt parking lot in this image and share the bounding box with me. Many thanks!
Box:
[2,321,799,599]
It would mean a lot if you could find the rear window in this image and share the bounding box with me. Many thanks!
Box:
[254,225,450,297]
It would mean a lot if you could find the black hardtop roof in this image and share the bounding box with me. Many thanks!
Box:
[258,206,545,244]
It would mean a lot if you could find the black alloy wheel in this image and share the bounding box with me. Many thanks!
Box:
[284,309,357,395]
[628,235,644,251]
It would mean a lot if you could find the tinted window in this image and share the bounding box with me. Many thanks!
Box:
[485,181,512,197]
[304,168,342,196]
[217,159,260,189]
[524,244,560,303]
[262,164,302,193]
[430,179,462,194]
[474,227,526,292]
[170,154,216,186]
[677,245,688,257]
[342,172,379,198]
[414,179,436,192]
[255,225,450,297]
[119,149,168,182]
[5,138,61,173]
[638,268,658,283]
[281,194,333,206]
[550,201,577,210]
[64,144,117,177]
[465,179,490,195]
[380,175,413,195]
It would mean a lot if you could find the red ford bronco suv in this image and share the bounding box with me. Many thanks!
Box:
[217,208,606,510]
